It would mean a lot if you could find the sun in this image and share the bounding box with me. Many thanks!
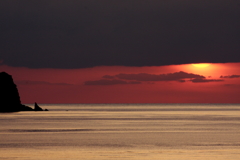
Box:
[192,63,211,68]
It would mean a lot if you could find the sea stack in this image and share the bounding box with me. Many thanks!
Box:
[34,102,43,111]
[0,72,46,112]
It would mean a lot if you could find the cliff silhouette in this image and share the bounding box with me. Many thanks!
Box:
[0,72,47,112]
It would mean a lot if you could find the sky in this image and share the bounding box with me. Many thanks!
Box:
[0,1,240,103]
[1,63,240,104]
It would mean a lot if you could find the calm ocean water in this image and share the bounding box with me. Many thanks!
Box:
[1,104,240,160]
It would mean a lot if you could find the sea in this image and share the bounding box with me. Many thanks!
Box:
[1,104,240,160]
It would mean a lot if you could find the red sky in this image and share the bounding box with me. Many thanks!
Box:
[1,63,240,104]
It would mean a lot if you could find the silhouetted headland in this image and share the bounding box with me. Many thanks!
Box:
[34,102,48,111]
[0,72,48,112]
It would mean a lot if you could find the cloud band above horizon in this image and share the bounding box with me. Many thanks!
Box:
[84,71,225,85]
[0,0,240,69]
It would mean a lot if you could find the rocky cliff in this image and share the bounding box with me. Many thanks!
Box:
[0,72,46,112]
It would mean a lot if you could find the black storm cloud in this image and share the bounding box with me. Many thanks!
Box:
[0,0,240,68]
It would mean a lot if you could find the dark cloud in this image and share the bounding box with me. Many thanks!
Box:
[0,0,240,68]
[115,71,205,81]
[85,71,206,85]
[102,75,115,79]
[84,79,141,85]
[220,75,240,78]
[129,81,142,84]
[190,78,224,83]
[178,79,186,83]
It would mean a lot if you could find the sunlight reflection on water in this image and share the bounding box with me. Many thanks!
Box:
[1,104,240,160]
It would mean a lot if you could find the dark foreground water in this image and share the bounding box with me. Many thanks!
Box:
[1,104,240,160]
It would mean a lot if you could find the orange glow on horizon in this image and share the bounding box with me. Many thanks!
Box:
[192,63,211,68]
[180,63,223,78]
[1,63,240,103]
